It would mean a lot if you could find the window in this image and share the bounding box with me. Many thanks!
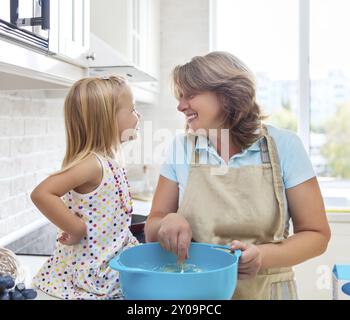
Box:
[310,0,350,211]
[213,0,298,132]
[211,0,350,212]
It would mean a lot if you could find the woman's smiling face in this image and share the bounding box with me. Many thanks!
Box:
[177,91,224,133]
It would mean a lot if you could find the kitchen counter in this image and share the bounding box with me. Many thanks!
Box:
[15,254,50,299]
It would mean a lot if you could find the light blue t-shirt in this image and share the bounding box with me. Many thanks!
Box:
[160,124,316,226]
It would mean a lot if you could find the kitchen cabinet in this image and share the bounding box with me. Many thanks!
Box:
[57,0,90,65]
[0,0,59,53]
[130,0,160,80]
[0,0,160,90]
[0,0,91,64]
[0,37,87,90]
[0,0,89,89]
[91,0,159,80]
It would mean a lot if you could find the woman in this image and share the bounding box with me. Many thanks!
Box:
[144,51,331,300]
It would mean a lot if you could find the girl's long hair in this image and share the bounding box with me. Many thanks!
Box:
[59,75,127,173]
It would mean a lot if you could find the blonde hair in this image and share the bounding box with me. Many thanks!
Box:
[60,75,128,172]
[172,51,266,150]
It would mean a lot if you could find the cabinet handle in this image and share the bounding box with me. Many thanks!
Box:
[86,52,96,61]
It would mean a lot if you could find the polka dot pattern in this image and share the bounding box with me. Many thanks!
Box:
[32,154,139,300]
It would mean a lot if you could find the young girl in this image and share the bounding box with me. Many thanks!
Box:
[31,75,141,300]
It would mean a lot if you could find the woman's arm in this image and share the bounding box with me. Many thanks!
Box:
[257,177,331,269]
[145,176,179,241]
[231,177,331,279]
[31,154,102,238]
[145,176,192,262]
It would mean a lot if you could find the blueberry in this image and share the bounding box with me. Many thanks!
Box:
[15,283,26,292]
[5,277,15,289]
[0,277,8,291]
[0,275,15,290]
[0,290,10,300]
[21,289,37,300]
[9,290,25,300]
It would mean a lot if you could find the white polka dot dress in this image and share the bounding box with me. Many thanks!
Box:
[32,153,139,300]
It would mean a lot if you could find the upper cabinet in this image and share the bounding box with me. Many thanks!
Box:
[0,0,159,90]
[90,0,159,80]
[0,0,88,89]
[57,0,90,65]
[132,0,160,80]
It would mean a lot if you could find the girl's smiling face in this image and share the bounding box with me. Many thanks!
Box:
[177,91,224,133]
[116,86,141,142]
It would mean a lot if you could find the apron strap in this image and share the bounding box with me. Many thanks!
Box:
[189,135,200,166]
[259,137,271,164]
[260,124,287,242]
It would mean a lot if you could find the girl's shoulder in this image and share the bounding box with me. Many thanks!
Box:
[70,153,104,194]
[59,153,103,180]
[91,152,118,168]
[80,153,104,172]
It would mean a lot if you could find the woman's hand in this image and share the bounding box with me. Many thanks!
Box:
[158,213,192,263]
[230,240,263,280]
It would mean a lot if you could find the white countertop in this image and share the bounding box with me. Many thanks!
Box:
[132,199,152,216]
[16,254,48,288]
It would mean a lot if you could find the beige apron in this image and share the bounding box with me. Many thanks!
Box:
[177,125,298,300]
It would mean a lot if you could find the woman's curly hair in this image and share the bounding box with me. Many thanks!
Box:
[172,51,267,150]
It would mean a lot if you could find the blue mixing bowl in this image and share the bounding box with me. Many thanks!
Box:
[109,242,241,300]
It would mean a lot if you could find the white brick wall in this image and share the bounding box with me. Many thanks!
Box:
[0,91,66,239]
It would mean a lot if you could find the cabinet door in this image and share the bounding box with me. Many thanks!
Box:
[90,0,159,80]
[58,0,90,63]
[90,0,132,60]
[130,0,159,79]
[48,0,59,53]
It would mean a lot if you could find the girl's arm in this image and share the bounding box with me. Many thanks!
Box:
[231,177,331,278]
[31,154,102,238]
